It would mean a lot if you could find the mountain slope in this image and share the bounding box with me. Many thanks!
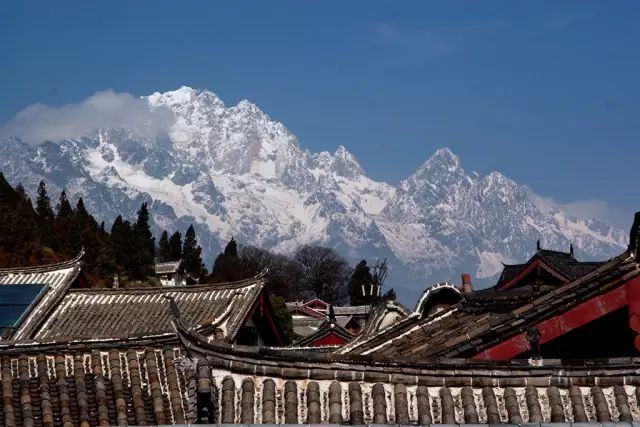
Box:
[0,86,627,298]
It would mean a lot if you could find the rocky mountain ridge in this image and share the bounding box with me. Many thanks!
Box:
[0,86,627,298]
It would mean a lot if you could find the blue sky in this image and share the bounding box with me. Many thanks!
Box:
[1,1,639,227]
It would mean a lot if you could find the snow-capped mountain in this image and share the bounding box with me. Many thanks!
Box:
[0,86,628,298]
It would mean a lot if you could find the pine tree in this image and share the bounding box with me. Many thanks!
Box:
[224,237,238,257]
[182,225,205,280]
[53,190,79,255]
[95,220,117,285]
[35,181,54,247]
[111,215,133,278]
[74,198,105,278]
[133,202,155,278]
[0,174,40,266]
[211,238,244,283]
[157,230,171,262]
[168,231,182,261]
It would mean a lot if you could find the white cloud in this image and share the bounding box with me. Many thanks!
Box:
[0,90,175,146]
[528,189,630,229]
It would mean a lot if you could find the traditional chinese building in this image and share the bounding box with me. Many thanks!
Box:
[286,299,371,341]
[495,241,604,291]
[0,251,89,340]
[339,243,640,361]
[0,256,284,347]
[0,215,639,425]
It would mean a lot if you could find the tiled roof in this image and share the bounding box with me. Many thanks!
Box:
[291,315,356,339]
[359,299,411,337]
[0,341,193,426]
[333,304,370,316]
[0,252,84,340]
[154,260,181,275]
[292,319,353,347]
[342,251,639,358]
[32,275,265,341]
[2,292,640,426]
[175,319,640,425]
[495,248,605,288]
[286,301,326,318]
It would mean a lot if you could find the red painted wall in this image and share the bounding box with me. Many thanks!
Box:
[311,333,349,347]
[474,276,640,360]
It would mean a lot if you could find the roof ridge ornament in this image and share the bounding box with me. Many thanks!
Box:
[629,212,640,259]
[526,325,541,360]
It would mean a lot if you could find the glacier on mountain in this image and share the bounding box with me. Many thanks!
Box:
[0,86,627,300]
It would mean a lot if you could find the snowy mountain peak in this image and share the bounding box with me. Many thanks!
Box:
[394,147,470,209]
[147,86,226,120]
[331,145,364,178]
[0,86,628,298]
[235,99,261,113]
[421,147,462,172]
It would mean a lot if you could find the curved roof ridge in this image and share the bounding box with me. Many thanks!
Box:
[413,281,461,314]
[173,308,640,372]
[537,247,573,256]
[0,249,85,274]
[67,272,266,294]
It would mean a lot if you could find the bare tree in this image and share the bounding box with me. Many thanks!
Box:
[239,245,300,300]
[294,245,350,305]
[372,258,388,288]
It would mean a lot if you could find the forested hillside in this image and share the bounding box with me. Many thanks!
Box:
[0,174,394,306]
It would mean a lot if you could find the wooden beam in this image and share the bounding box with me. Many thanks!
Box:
[498,258,570,291]
[474,277,640,359]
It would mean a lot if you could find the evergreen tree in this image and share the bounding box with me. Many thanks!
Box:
[73,198,109,283]
[0,174,40,266]
[35,181,54,246]
[133,202,155,277]
[111,215,133,278]
[211,238,245,283]
[157,230,171,262]
[224,237,238,257]
[15,184,28,200]
[168,231,182,261]
[182,225,205,280]
[53,190,79,255]
[269,295,294,343]
[93,220,118,287]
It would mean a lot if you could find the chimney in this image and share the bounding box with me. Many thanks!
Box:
[461,273,473,294]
